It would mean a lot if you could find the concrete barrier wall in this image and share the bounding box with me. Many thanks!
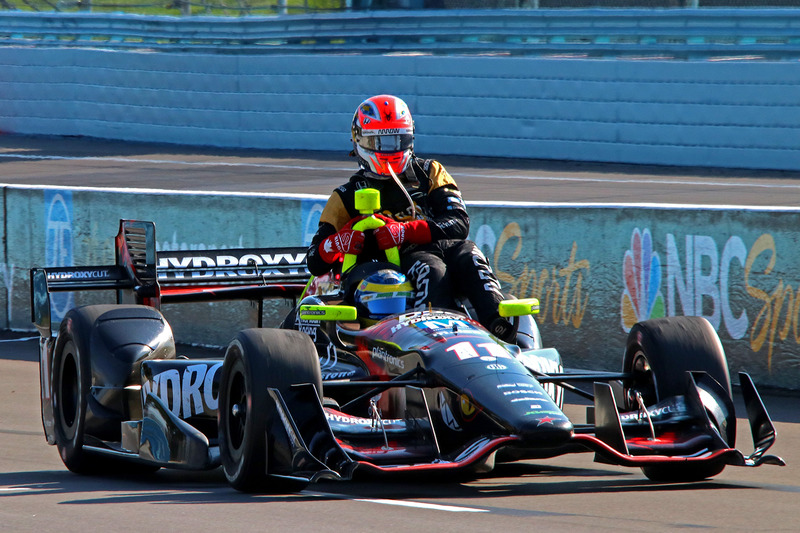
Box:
[1,48,799,171]
[4,184,800,391]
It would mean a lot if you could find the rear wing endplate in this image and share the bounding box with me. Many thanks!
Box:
[31,219,311,337]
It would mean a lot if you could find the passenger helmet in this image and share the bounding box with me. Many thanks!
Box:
[354,268,414,320]
[351,95,414,177]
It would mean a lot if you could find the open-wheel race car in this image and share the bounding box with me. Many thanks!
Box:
[30,198,784,493]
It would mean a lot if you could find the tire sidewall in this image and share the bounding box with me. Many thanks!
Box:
[52,314,92,472]
[624,316,731,404]
[218,329,321,493]
[219,339,268,489]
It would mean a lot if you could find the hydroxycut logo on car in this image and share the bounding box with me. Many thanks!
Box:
[157,252,307,279]
[142,362,222,419]
[47,269,114,280]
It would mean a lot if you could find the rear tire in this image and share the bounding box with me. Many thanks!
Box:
[52,306,161,475]
[623,316,731,482]
[219,329,322,493]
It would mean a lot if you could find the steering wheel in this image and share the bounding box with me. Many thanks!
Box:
[341,188,401,274]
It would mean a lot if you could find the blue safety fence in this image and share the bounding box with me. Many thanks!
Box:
[2,9,800,59]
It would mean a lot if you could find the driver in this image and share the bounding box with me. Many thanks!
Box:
[306,94,514,341]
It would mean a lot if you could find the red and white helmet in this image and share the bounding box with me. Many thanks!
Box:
[351,95,414,177]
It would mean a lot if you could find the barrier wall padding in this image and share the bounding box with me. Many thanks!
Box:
[6,185,800,390]
[0,49,798,170]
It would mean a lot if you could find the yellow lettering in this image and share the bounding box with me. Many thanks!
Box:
[745,235,774,356]
[744,233,800,371]
[492,223,590,330]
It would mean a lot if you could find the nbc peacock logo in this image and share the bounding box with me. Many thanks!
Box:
[621,228,665,332]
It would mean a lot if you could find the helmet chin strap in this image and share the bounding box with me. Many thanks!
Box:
[388,165,416,221]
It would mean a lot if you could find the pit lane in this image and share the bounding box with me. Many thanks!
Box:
[1,136,799,531]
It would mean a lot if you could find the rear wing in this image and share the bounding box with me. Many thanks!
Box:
[31,219,311,337]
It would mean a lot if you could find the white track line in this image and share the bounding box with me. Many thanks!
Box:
[3,152,799,192]
[0,337,38,343]
[307,491,488,513]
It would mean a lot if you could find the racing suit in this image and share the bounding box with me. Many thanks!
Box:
[307,157,512,339]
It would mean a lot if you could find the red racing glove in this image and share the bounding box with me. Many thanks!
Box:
[374,219,432,250]
[319,227,365,263]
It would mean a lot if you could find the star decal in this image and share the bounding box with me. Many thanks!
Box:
[537,416,555,426]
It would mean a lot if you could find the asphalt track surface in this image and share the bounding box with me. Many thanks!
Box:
[1,135,799,532]
[1,134,799,205]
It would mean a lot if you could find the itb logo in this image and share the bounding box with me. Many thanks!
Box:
[45,190,74,320]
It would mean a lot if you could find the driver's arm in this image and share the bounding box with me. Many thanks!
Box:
[417,160,470,241]
[425,183,469,241]
[307,191,356,276]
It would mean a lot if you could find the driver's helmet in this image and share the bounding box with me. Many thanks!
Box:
[353,268,414,320]
[351,94,414,177]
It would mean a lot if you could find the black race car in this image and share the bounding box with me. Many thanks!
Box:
[30,215,784,493]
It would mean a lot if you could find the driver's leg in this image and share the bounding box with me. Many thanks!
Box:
[402,244,456,311]
[443,240,514,341]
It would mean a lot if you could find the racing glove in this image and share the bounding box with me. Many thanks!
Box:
[374,219,432,250]
[318,227,365,263]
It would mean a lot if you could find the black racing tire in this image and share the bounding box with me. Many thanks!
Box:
[219,328,322,493]
[52,305,161,475]
[623,316,732,482]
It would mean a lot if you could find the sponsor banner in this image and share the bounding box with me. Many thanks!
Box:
[469,205,800,390]
[3,186,799,390]
[3,187,307,341]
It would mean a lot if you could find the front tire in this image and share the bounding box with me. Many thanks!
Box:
[623,316,732,482]
[219,329,322,493]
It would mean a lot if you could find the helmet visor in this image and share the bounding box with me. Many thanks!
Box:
[359,133,413,153]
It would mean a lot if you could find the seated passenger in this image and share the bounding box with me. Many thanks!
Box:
[347,265,414,325]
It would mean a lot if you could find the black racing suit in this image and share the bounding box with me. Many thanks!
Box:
[307,157,507,331]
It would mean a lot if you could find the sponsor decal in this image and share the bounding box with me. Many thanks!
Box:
[497,382,546,396]
[371,346,405,370]
[415,318,473,335]
[510,397,545,403]
[295,314,320,341]
[326,412,373,425]
[322,370,357,380]
[156,251,307,280]
[325,412,404,427]
[47,269,113,281]
[298,324,318,341]
[537,416,556,426]
[516,352,563,407]
[619,397,687,423]
[502,389,542,396]
[524,409,563,417]
[363,128,408,135]
[486,364,507,370]
[142,362,222,419]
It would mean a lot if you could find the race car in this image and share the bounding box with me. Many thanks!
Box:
[30,201,784,493]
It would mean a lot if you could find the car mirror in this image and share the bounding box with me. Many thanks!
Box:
[299,304,358,322]
[498,298,540,317]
